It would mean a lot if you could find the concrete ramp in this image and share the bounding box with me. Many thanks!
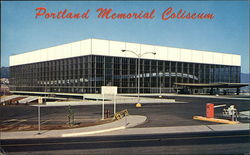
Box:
[239,111,250,119]
[19,96,39,104]
[83,94,111,100]
[83,94,175,103]
[43,96,176,106]
[0,95,20,103]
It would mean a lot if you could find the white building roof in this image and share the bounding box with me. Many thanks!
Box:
[9,38,241,66]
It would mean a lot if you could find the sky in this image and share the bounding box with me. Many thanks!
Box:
[1,1,249,73]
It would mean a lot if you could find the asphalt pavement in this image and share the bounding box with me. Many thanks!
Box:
[0,95,249,131]
[0,95,249,154]
[1,130,249,154]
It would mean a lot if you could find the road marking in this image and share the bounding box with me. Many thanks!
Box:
[1,134,249,147]
[3,119,27,123]
[9,120,27,126]
[3,119,18,122]
[41,120,50,125]
[1,119,27,126]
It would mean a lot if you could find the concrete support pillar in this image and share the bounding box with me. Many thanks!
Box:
[236,87,240,95]
[210,88,214,95]
[216,88,219,95]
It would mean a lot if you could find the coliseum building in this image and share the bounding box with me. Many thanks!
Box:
[9,38,241,94]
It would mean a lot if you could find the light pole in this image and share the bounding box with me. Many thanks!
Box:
[159,71,163,97]
[121,50,156,106]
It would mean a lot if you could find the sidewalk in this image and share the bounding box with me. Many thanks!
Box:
[94,123,250,137]
[0,115,147,140]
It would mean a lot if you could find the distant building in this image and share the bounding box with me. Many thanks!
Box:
[0,78,10,95]
[9,38,241,94]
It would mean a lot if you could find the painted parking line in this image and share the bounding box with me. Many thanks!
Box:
[10,120,27,126]
[41,120,51,125]
[3,119,19,122]
[1,119,27,126]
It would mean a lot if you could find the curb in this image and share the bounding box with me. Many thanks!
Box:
[193,116,239,124]
[0,115,147,140]
[62,126,126,137]
[62,115,147,137]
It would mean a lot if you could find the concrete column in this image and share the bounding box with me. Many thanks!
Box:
[236,87,240,95]
[210,88,214,95]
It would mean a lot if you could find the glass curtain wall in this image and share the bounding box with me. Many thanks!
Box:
[10,55,240,93]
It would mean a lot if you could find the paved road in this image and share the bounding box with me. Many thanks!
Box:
[1,130,249,154]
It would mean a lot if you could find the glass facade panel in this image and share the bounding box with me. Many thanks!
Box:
[10,55,241,93]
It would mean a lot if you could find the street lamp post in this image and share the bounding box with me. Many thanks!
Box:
[121,50,156,105]
[159,71,163,96]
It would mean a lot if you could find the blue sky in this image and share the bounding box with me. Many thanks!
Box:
[1,1,249,73]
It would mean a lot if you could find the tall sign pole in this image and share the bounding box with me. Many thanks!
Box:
[114,94,116,114]
[37,97,42,134]
[102,94,104,120]
[138,56,141,105]
[38,105,40,134]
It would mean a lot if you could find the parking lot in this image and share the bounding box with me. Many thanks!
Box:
[0,96,249,131]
